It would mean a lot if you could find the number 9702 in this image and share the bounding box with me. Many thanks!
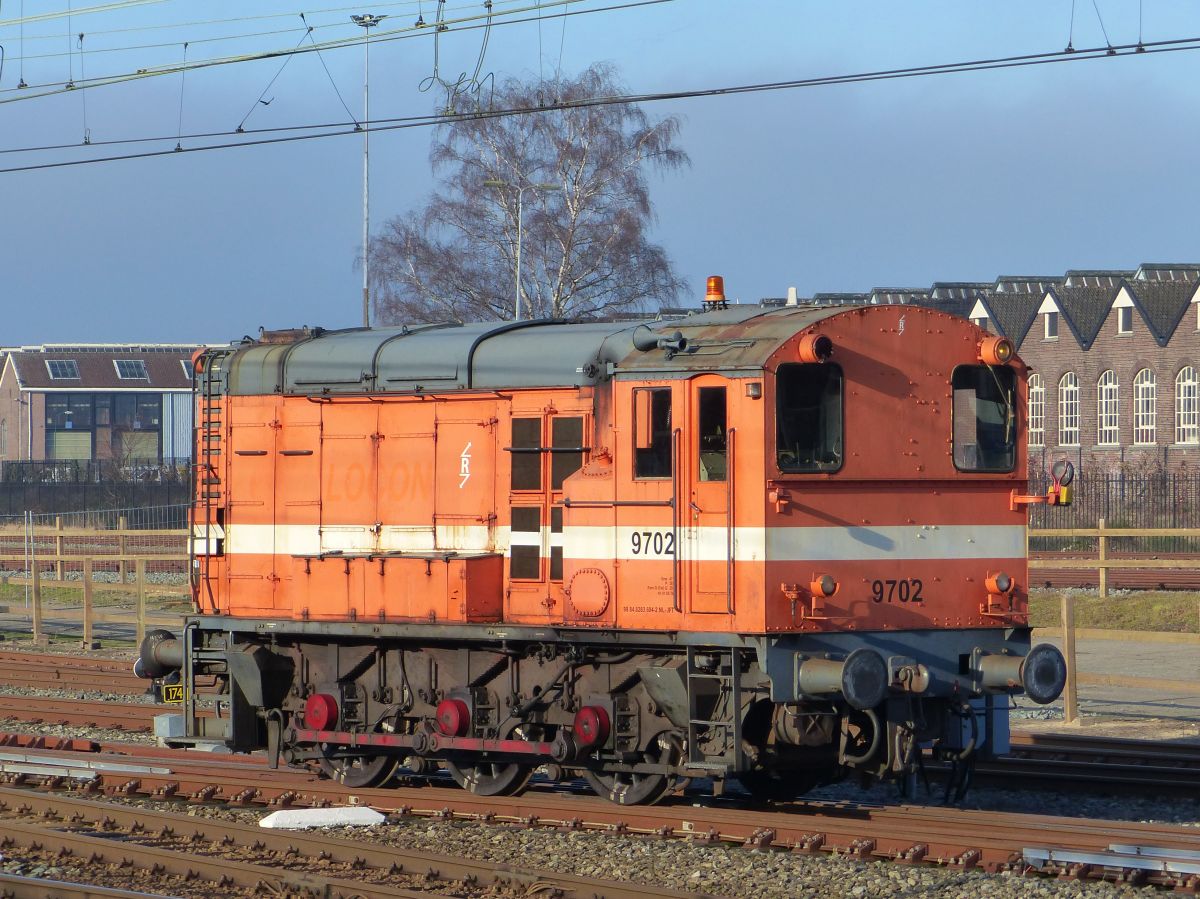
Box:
[870,578,923,603]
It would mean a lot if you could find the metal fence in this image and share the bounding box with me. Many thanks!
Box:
[1029,473,1200,554]
[0,459,191,518]
[0,504,189,531]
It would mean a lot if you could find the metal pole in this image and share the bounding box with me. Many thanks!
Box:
[361,23,370,328]
[514,186,524,321]
[352,13,385,328]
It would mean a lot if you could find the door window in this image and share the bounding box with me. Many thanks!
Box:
[697,387,727,481]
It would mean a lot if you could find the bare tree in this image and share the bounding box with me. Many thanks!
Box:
[370,63,689,324]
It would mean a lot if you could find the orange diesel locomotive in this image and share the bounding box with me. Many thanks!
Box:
[143,284,1070,803]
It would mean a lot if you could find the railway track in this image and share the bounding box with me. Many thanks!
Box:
[0,739,1195,889]
[0,650,145,693]
[1,683,1198,797]
[0,785,691,899]
[0,695,162,730]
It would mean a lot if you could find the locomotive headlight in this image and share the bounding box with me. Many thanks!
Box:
[985,572,1014,594]
[978,335,1014,366]
[810,574,838,597]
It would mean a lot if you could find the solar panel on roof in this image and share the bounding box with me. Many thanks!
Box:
[45,360,79,379]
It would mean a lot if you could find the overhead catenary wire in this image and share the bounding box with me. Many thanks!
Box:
[2,0,451,35]
[302,13,359,126]
[0,0,605,98]
[1,32,1197,176]
[0,0,167,28]
[77,32,90,143]
[2,0,568,63]
[236,27,311,132]
[175,42,187,150]
[1090,0,1113,48]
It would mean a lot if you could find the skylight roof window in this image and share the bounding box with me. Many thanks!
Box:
[46,360,80,380]
[114,360,149,380]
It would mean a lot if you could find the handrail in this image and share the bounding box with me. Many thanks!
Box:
[726,427,735,614]
[671,427,681,613]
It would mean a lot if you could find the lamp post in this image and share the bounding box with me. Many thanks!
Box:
[483,179,560,320]
[352,13,385,328]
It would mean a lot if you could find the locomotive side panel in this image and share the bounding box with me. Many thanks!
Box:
[376,400,436,552]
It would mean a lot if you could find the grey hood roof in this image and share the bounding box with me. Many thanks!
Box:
[220,305,851,396]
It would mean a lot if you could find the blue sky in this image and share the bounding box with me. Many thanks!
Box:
[1,0,1198,343]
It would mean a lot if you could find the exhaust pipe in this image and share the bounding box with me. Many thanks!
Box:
[632,326,688,355]
[977,643,1066,705]
[134,629,183,679]
[797,648,888,710]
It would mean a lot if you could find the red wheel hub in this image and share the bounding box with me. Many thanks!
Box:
[436,698,470,737]
[304,693,339,731]
[573,705,610,749]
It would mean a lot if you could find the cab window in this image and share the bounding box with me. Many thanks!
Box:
[952,365,1016,472]
[633,388,672,478]
[776,364,843,472]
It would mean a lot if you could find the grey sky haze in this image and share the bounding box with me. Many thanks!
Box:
[1,1,1197,344]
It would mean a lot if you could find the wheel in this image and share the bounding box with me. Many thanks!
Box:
[582,730,683,805]
[443,721,536,796]
[318,750,399,788]
[444,759,534,796]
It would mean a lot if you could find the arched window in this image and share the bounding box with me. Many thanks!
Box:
[1133,369,1156,445]
[1028,374,1045,446]
[1177,366,1200,445]
[0,419,6,458]
[1058,372,1079,447]
[1097,370,1119,446]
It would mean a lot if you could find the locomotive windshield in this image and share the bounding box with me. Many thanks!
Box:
[952,365,1016,472]
[776,363,843,472]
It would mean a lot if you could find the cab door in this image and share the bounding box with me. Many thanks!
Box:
[686,375,732,614]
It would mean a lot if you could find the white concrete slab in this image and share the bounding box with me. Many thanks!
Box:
[259,806,386,829]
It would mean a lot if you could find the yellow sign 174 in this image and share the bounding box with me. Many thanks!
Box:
[162,684,185,704]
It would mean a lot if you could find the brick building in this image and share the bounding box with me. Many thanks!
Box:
[969,266,1200,475]
[0,344,201,464]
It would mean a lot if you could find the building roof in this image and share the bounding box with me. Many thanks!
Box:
[1120,279,1198,346]
[785,260,1199,349]
[1047,284,1118,350]
[979,290,1042,344]
[1062,270,1132,288]
[1134,264,1200,282]
[868,288,930,305]
[993,276,1062,295]
[3,344,200,391]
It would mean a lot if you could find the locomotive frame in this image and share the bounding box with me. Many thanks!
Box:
[142,297,1068,803]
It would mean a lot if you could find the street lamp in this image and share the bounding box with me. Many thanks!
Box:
[352,13,386,328]
[483,179,560,321]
